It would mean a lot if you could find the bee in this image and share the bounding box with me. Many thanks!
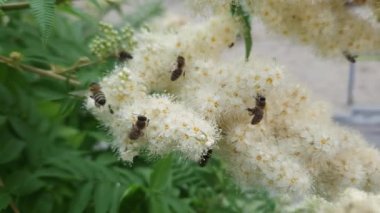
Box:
[89,82,106,107]
[343,50,358,63]
[344,0,367,6]
[128,115,149,140]
[170,56,185,81]
[228,42,234,48]
[118,50,133,62]
[247,94,266,125]
[199,149,213,167]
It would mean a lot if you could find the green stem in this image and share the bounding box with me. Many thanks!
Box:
[0,55,81,86]
[0,0,68,11]
[0,2,30,11]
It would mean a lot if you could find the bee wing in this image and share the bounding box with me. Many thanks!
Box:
[68,89,88,98]
[169,59,177,72]
[264,106,269,124]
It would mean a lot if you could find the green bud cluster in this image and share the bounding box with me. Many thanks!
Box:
[89,22,137,60]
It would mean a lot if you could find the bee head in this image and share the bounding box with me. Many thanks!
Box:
[119,51,133,61]
[255,94,266,105]
[177,56,185,65]
[89,82,101,92]
[137,115,147,121]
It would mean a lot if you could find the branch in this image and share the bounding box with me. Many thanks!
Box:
[54,58,97,74]
[0,0,68,11]
[0,2,30,11]
[0,178,20,213]
[0,55,81,86]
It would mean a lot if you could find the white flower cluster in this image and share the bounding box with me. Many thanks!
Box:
[87,13,380,201]
[188,0,380,55]
[321,188,380,213]
[288,188,380,212]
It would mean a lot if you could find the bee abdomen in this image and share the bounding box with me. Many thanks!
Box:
[251,113,264,125]
[128,128,142,140]
[93,92,106,106]
[171,69,183,81]
[136,121,146,129]
[199,149,213,167]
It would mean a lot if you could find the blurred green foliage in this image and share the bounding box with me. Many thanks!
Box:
[0,0,277,212]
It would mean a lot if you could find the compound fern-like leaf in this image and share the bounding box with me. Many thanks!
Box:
[29,0,56,44]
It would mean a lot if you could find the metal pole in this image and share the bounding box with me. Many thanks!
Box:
[347,62,356,105]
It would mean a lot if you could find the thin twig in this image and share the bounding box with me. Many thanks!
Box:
[54,60,97,74]
[0,55,81,86]
[0,0,67,11]
[0,177,20,213]
[0,2,30,11]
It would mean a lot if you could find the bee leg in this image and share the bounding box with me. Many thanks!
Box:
[183,70,186,77]
[246,107,256,115]
[146,119,150,127]
[108,105,114,114]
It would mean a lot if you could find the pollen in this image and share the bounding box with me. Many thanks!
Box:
[256,155,262,161]
[290,178,298,185]
[266,77,273,85]
[320,138,328,145]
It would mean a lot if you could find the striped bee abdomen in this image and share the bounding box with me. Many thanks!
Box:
[170,69,183,81]
[92,91,106,107]
[199,149,213,167]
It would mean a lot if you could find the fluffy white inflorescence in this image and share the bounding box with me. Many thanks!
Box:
[128,14,239,93]
[248,0,380,55]
[87,11,380,202]
[114,95,219,162]
[188,0,380,55]
[220,123,313,199]
[320,188,380,213]
[290,188,380,212]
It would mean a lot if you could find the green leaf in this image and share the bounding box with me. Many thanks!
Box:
[150,155,172,192]
[35,167,76,180]
[109,183,124,213]
[32,193,54,213]
[123,0,164,28]
[0,115,6,126]
[29,0,56,44]
[0,138,25,164]
[58,98,78,118]
[231,0,252,61]
[69,182,94,213]
[149,195,170,213]
[0,190,11,211]
[8,117,35,140]
[165,196,194,213]
[88,0,102,10]
[6,171,45,196]
[119,185,148,213]
[0,0,8,6]
[0,84,13,108]
[94,182,113,213]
